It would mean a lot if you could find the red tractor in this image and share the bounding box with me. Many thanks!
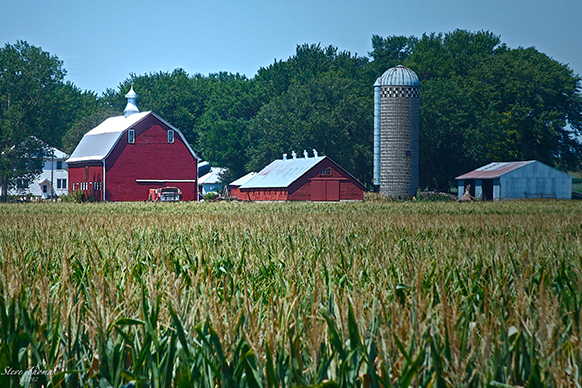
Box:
[147,186,182,202]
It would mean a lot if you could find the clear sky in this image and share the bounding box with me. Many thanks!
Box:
[2,0,581,95]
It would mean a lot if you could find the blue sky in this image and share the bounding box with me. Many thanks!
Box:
[2,0,581,95]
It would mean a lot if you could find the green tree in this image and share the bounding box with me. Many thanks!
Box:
[256,43,370,97]
[62,107,119,154]
[395,30,582,190]
[368,35,417,77]
[196,73,268,179]
[248,44,372,184]
[247,71,372,184]
[101,69,218,152]
[0,41,67,201]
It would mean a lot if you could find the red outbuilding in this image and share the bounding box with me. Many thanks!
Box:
[235,151,364,201]
[66,87,200,201]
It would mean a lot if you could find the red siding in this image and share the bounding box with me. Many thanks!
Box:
[239,188,289,201]
[68,163,104,200]
[69,114,198,202]
[230,187,242,199]
[240,159,363,202]
[340,181,364,200]
[288,182,311,201]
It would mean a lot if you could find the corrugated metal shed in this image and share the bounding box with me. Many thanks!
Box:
[455,161,539,180]
[456,160,573,200]
[239,156,326,189]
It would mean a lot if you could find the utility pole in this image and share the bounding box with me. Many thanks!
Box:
[50,149,54,201]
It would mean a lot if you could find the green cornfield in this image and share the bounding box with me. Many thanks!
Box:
[0,201,581,387]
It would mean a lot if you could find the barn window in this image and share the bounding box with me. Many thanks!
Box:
[167,130,175,144]
[326,169,331,175]
[128,129,135,144]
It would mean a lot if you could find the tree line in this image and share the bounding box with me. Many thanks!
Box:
[2,30,581,200]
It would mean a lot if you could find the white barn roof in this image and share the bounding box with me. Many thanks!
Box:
[67,111,200,164]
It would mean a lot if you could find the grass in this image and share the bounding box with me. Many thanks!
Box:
[0,200,581,387]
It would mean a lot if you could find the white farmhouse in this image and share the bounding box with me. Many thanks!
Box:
[8,147,69,199]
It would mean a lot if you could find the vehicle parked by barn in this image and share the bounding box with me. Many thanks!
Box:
[147,186,182,202]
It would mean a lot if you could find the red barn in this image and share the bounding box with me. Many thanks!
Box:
[236,151,364,201]
[67,87,200,201]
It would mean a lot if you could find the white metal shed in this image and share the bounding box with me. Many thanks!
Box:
[455,161,573,200]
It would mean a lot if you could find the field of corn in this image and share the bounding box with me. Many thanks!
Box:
[1,200,581,388]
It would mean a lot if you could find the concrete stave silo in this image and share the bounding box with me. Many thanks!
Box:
[373,65,420,197]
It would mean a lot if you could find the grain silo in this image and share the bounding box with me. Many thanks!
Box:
[373,65,420,197]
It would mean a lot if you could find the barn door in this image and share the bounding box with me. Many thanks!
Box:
[311,180,325,201]
[326,180,339,201]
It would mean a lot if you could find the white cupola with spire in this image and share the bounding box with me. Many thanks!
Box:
[124,85,140,118]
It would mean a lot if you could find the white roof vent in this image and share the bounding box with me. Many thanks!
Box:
[292,151,297,160]
[303,150,308,159]
[313,149,318,157]
[124,85,140,118]
[283,153,288,160]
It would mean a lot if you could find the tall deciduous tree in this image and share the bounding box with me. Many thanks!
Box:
[196,73,267,179]
[62,107,119,154]
[0,41,65,201]
[247,71,372,184]
[398,30,582,190]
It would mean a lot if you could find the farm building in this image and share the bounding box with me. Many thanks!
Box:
[198,167,227,197]
[67,87,200,201]
[456,160,573,200]
[229,172,257,199]
[373,65,420,197]
[5,146,69,200]
[236,151,364,201]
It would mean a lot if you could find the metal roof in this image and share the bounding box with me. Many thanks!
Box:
[230,172,257,187]
[67,112,149,163]
[374,65,420,87]
[67,111,200,164]
[198,167,227,185]
[239,156,327,189]
[455,161,538,180]
[50,147,69,160]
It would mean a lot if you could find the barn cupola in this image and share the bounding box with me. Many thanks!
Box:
[124,85,140,118]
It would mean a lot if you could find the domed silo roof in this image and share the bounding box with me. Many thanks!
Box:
[374,65,419,87]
